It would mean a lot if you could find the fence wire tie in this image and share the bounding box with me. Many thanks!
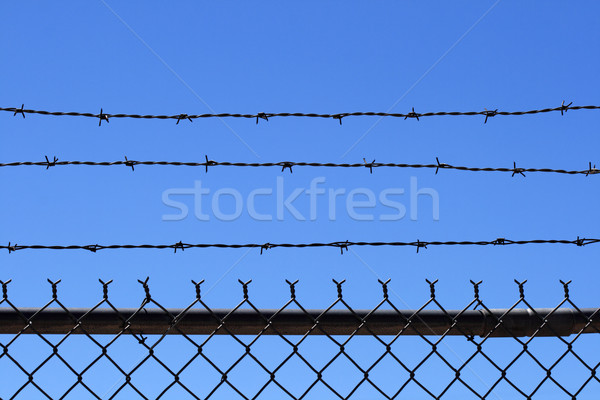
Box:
[191,279,204,300]
[559,279,571,299]
[484,108,498,124]
[363,158,376,174]
[13,104,25,118]
[138,277,151,301]
[561,100,573,116]
[176,113,192,125]
[47,278,61,299]
[44,155,58,170]
[281,162,293,173]
[84,244,99,253]
[426,279,438,299]
[173,241,185,253]
[333,279,345,298]
[0,279,11,299]
[260,243,272,255]
[337,240,349,255]
[256,112,269,124]
[137,334,147,345]
[416,239,427,253]
[99,279,113,300]
[512,161,526,177]
[405,107,420,121]
[470,280,483,309]
[238,279,252,299]
[378,278,391,300]
[285,279,298,299]
[98,108,109,126]
[333,114,344,125]
[514,279,527,298]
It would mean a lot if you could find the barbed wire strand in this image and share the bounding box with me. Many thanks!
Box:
[1,157,598,176]
[2,237,598,254]
[1,102,598,124]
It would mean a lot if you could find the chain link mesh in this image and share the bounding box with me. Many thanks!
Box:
[0,279,598,399]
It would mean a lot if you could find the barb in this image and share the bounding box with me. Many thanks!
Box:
[560,100,573,116]
[586,162,599,176]
[512,161,526,177]
[13,104,25,118]
[84,244,99,253]
[123,156,136,171]
[484,108,498,123]
[260,243,272,255]
[404,107,420,121]
[98,108,109,126]
[0,157,597,176]
[416,239,427,253]
[175,113,192,125]
[43,155,58,170]
[363,158,376,174]
[1,103,598,123]
[1,237,598,254]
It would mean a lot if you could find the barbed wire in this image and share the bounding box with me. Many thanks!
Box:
[1,101,598,125]
[2,237,598,255]
[1,156,598,176]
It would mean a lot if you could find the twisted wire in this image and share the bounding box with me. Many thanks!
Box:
[1,102,598,124]
[1,157,598,176]
[2,238,598,254]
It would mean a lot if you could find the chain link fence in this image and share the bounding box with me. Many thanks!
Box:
[0,278,598,399]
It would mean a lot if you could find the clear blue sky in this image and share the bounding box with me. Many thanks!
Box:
[1,1,599,399]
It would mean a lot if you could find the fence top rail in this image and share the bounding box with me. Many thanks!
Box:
[0,307,598,337]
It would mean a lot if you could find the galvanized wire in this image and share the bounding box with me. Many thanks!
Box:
[1,102,598,124]
[2,237,599,254]
[1,156,598,176]
[0,278,598,399]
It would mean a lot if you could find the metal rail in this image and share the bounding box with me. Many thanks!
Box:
[1,307,598,337]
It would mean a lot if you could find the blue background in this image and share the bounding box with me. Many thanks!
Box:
[0,1,599,399]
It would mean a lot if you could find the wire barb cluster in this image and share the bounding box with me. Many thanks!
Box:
[1,156,598,176]
[0,279,598,399]
[2,237,598,254]
[1,102,598,124]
